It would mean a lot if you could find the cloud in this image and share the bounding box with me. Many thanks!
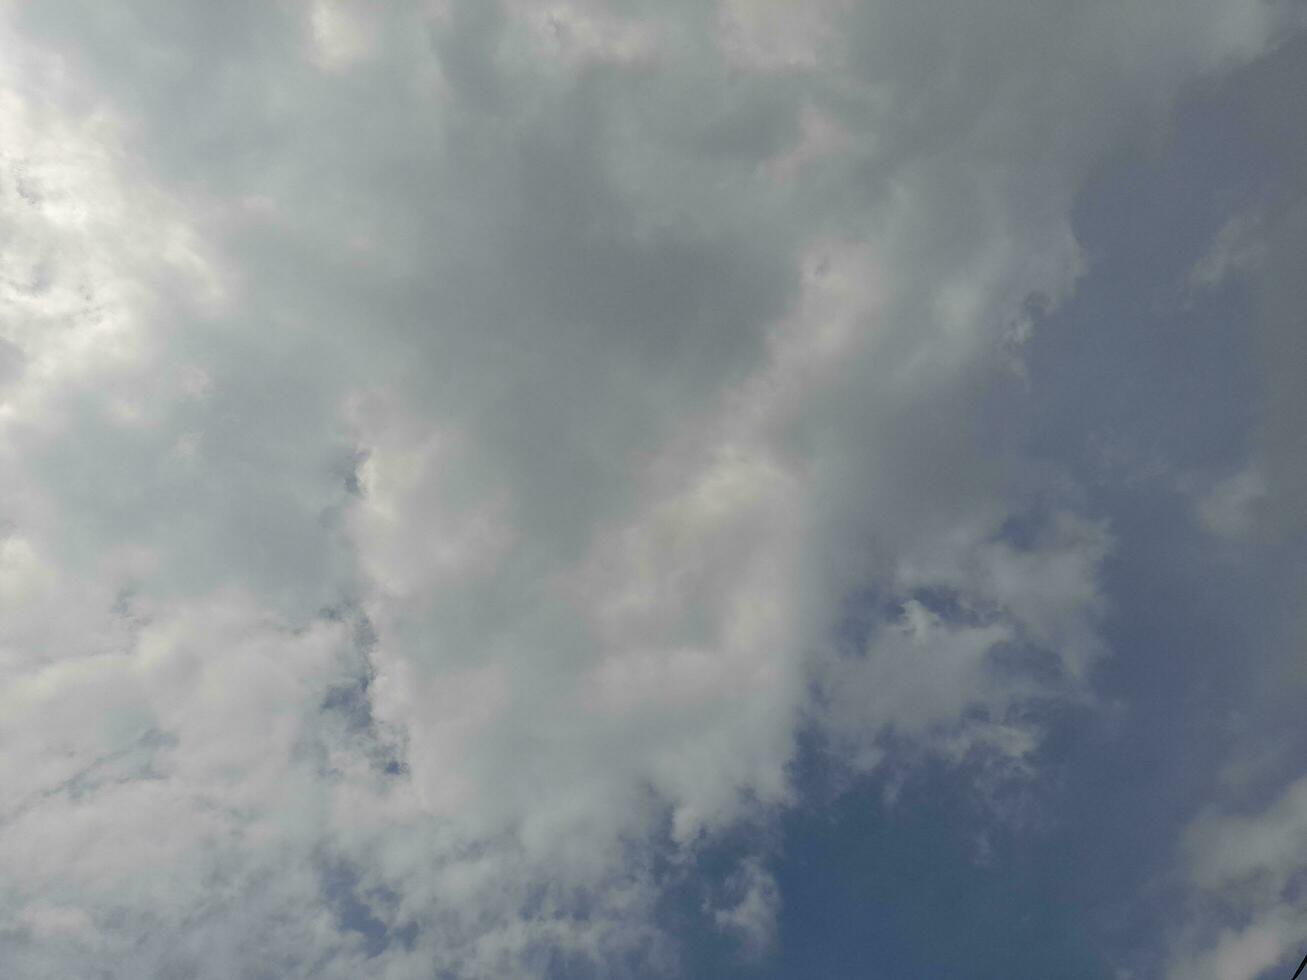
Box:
[1158,32,1307,980]
[0,1,1295,976]
[1167,775,1307,980]
[1189,208,1268,291]
[1193,465,1268,539]
[708,857,780,957]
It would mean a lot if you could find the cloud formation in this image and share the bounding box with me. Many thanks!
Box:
[1161,29,1307,980]
[0,1,1295,976]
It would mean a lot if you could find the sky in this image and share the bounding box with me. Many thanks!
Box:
[0,2,1305,978]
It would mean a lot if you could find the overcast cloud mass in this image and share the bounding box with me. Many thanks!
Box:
[1,1,1305,977]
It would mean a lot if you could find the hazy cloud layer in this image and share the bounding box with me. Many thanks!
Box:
[0,1,1299,977]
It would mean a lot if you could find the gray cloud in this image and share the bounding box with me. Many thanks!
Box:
[0,1,1296,977]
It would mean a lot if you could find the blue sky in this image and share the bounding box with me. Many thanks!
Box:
[1,3,1305,978]
[677,42,1307,976]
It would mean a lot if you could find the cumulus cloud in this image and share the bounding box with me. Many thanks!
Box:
[0,0,1295,976]
[1167,775,1307,980]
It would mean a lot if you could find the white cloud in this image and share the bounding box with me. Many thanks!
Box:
[709,857,781,957]
[0,0,1293,975]
[1194,465,1268,538]
[308,0,380,72]
[717,0,851,71]
[1169,774,1307,980]
[1190,208,1268,291]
